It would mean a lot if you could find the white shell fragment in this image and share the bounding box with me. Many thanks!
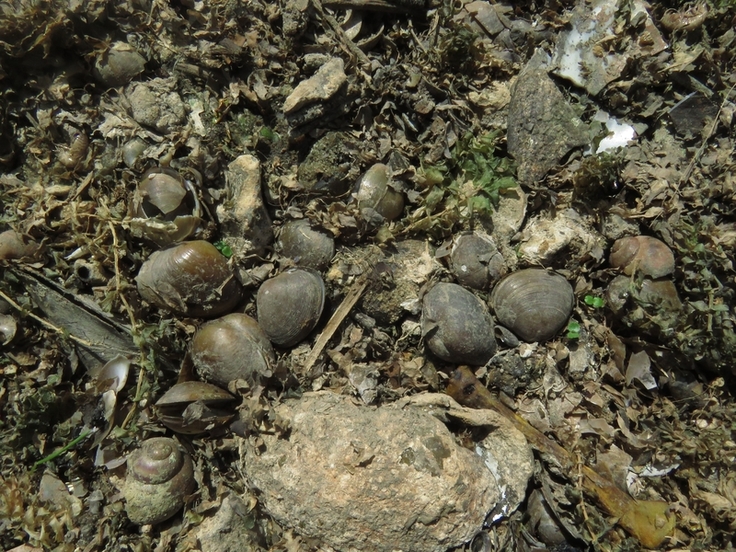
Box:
[552,0,667,96]
[241,392,514,552]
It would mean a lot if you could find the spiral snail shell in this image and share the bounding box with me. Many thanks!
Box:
[122,437,195,525]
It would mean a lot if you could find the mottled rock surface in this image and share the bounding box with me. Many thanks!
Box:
[507,51,589,184]
[240,392,501,552]
[126,78,185,133]
[217,154,273,261]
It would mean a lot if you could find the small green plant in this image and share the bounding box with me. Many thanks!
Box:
[566,320,581,340]
[408,130,517,237]
[214,240,233,258]
[584,295,605,309]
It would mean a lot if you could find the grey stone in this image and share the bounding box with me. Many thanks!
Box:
[216,154,273,261]
[195,495,263,552]
[507,51,589,184]
[126,78,186,133]
[94,42,146,88]
[283,57,347,114]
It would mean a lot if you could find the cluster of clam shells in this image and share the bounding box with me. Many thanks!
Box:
[421,266,576,367]
[120,165,680,527]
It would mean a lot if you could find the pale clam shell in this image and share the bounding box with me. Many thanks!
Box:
[490,269,574,343]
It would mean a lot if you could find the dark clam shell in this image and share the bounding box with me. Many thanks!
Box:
[278,219,335,271]
[450,233,506,290]
[355,163,404,221]
[490,269,574,343]
[191,313,275,387]
[257,268,325,347]
[421,282,497,365]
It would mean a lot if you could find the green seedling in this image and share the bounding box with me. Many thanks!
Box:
[567,320,581,340]
[32,429,94,471]
[584,295,605,309]
[214,240,233,258]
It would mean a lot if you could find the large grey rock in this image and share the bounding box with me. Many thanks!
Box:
[507,50,588,184]
[240,392,506,552]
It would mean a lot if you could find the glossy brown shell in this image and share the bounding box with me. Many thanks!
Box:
[128,167,202,246]
[256,268,325,347]
[278,219,335,271]
[156,381,235,407]
[122,437,195,525]
[609,235,675,279]
[136,240,242,318]
[191,313,275,387]
[490,269,574,343]
[355,163,404,221]
[421,282,497,365]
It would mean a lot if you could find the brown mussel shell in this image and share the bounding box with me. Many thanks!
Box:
[421,282,497,365]
[277,219,335,271]
[490,269,574,343]
[136,240,242,318]
[191,313,275,388]
[156,381,235,435]
[155,381,235,434]
[122,437,195,525]
[257,268,325,347]
[609,235,675,279]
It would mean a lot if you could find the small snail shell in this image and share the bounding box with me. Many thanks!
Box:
[122,437,195,525]
[421,282,497,365]
[609,236,675,279]
[490,269,574,343]
[136,240,242,318]
[191,313,275,387]
[257,268,325,347]
[355,163,404,221]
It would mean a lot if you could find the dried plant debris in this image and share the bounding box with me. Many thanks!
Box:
[1,0,736,550]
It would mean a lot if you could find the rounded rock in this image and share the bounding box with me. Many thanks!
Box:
[241,392,501,552]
